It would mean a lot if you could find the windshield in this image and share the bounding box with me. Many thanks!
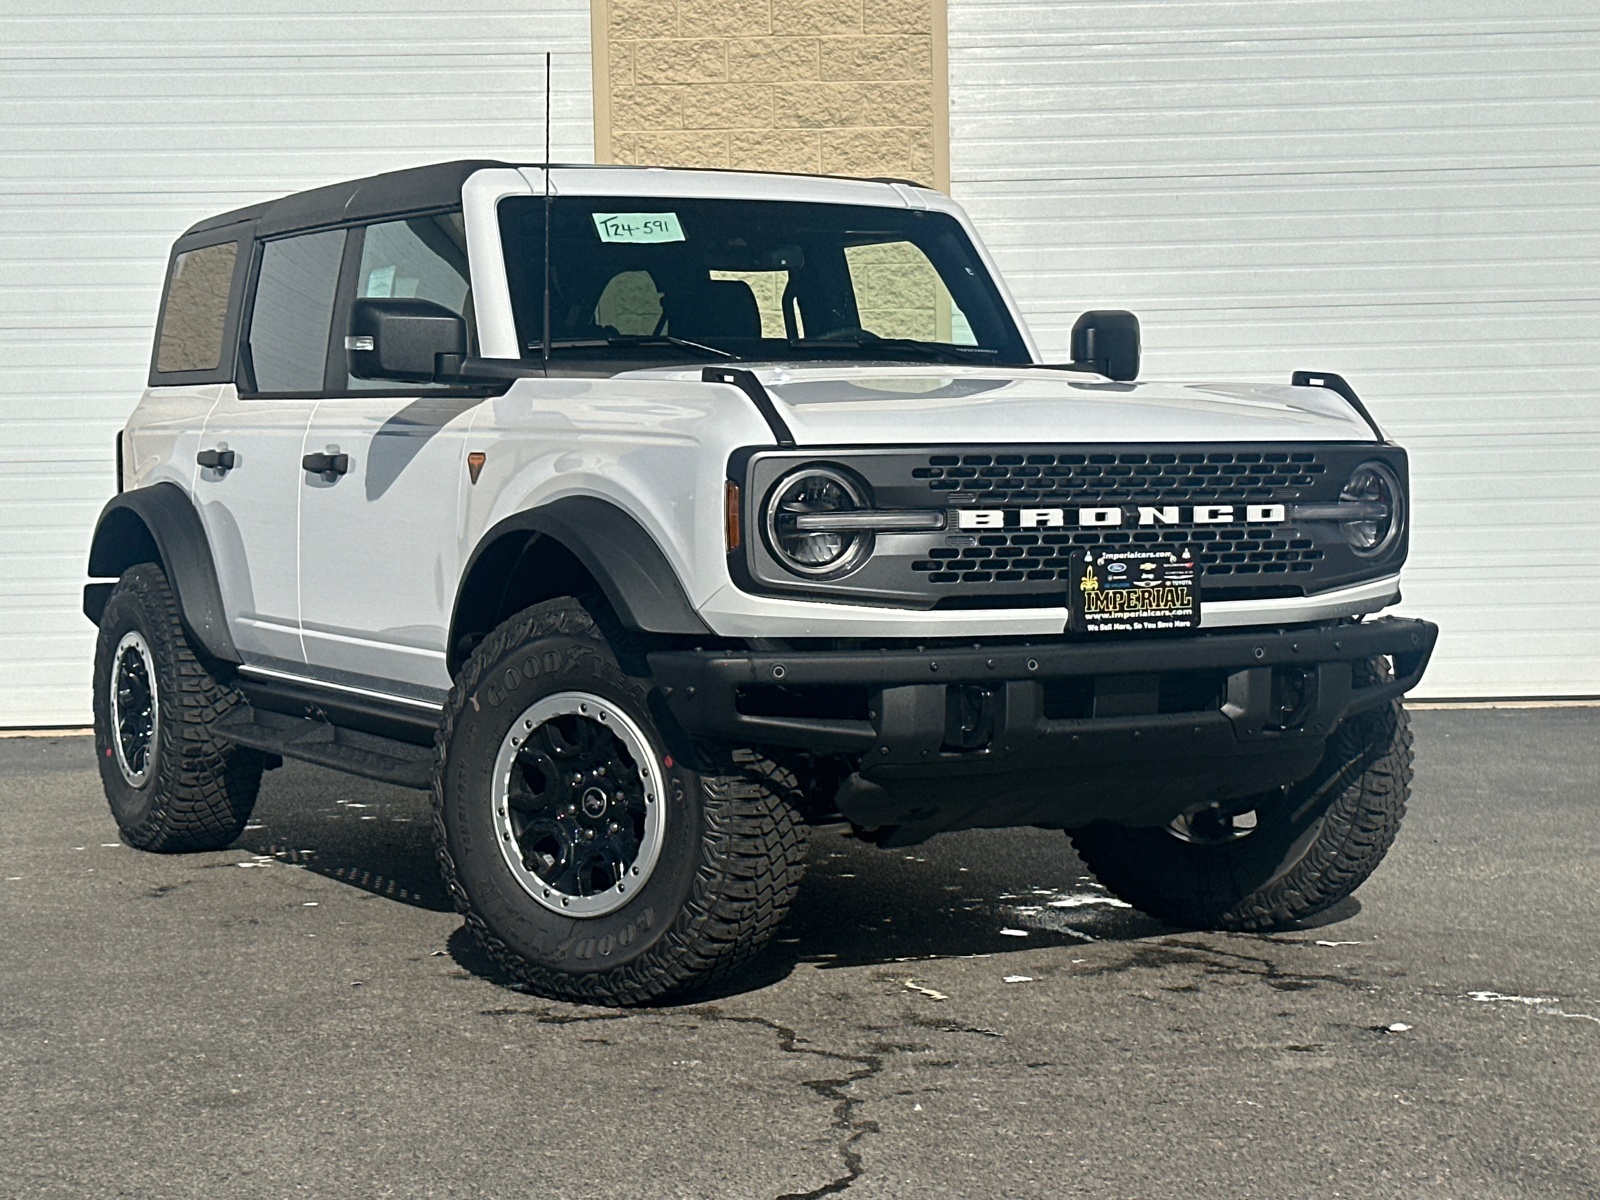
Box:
[498,195,1031,368]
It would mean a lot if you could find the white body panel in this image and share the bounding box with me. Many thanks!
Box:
[123,386,216,495]
[193,387,314,665]
[635,364,1377,447]
[462,375,777,621]
[298,394,479,698]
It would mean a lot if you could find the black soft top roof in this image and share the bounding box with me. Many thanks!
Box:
[181,160,930,242]
[182,160,510,239]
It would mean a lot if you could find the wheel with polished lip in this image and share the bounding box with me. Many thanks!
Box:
[489,691,668,919]
[433,598,808,1006]
[92,562,263,851]
[1069,660,1412,930]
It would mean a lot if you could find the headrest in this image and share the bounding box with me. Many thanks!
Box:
[666,278,761,340]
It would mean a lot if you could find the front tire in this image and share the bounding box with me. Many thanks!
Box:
[432,599,807,1005]
[92,562,263,852]
[1069,662,1413,930]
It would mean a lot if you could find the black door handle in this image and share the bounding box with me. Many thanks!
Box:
[302,452,349,477]
[197,448,236,471]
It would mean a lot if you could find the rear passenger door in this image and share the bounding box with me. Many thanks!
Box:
[295,212,480,701]
[194,227,346,669]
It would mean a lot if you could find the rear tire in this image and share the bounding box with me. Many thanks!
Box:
[92,562,263,852]
[432,599,807,1005]
[1069,661,1412,930]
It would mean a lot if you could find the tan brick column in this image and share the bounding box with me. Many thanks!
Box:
[591,0,948,190]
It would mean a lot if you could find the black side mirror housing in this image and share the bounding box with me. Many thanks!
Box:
[1071,310,1141,381]
[348,298,467,383]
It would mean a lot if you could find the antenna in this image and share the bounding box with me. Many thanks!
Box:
[540,50,553,370]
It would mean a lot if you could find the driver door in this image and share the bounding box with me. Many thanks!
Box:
[295,213,481,702]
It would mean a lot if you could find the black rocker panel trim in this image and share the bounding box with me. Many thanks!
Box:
[450,496,711,672]
[235,673,440,748]
[85,482,240,664]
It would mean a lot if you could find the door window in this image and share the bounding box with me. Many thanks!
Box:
[247,229,345,393]
[349,213,473,389]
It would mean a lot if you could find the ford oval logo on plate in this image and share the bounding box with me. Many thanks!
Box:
[1107,563,1127,574]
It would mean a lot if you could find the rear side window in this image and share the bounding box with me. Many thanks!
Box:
[155,242,238,373]
[247,229,345,393]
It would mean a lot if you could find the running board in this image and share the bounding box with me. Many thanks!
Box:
[217,705,435,790]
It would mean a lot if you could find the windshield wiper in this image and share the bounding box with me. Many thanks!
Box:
[549,335,734,359]
[790,336,1000,365]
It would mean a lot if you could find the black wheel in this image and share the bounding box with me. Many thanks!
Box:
[1069,662,1413,930]
[432,599,807,1006]
[92,562,263,852]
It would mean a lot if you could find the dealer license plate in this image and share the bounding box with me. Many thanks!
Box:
[1068,547,1200,634]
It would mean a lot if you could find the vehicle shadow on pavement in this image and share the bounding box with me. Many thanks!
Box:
[234,760,454,911]
[236,758,1362,1001]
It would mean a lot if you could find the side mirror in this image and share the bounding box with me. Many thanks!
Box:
[348,298,467,383]
[1071,310,1140,381]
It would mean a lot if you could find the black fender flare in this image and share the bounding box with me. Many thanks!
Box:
[84,481,240,664]
[450,497,710,668]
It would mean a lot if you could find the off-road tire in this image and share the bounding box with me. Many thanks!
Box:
[92,562,263,852]
[432,598,807,1006]
[1069,661,1413,930]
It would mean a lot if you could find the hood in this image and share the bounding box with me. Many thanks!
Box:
[625,363,1380,446]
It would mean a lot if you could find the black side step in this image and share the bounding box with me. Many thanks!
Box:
[217,706,435,789]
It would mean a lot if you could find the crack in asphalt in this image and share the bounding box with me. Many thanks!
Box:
[687,1006,904,1199]
[1083,936,1378,994]
[478,1006,633,1025]
[477,1002,910,1196]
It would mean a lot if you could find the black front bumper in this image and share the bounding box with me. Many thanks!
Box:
[649,617,1436,840]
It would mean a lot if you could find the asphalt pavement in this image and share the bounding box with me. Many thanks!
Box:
[1,708,1596,1199]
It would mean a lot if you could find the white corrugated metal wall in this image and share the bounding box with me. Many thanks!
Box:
[949,1,1600,697]
[0,0,593,726]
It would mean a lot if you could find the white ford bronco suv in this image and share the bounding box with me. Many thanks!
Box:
[85,161,1436,1005]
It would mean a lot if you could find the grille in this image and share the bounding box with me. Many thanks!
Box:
[910,450,1329,586]
[911,526,1323,584]
[916,449,1326,503]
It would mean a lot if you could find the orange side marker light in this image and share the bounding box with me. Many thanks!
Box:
[725,481,741,551]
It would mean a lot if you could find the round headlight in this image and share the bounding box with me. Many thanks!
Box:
[1340,460,1405,557]
[764,467,871,577]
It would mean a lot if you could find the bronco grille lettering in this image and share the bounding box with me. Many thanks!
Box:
[956,503,1287,531]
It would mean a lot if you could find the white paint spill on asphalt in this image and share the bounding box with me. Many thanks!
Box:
[1003,975,1033,984]
[1467,991,1600,1026]
[1046,893,1134,910]
[1469,991,1558,1006]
